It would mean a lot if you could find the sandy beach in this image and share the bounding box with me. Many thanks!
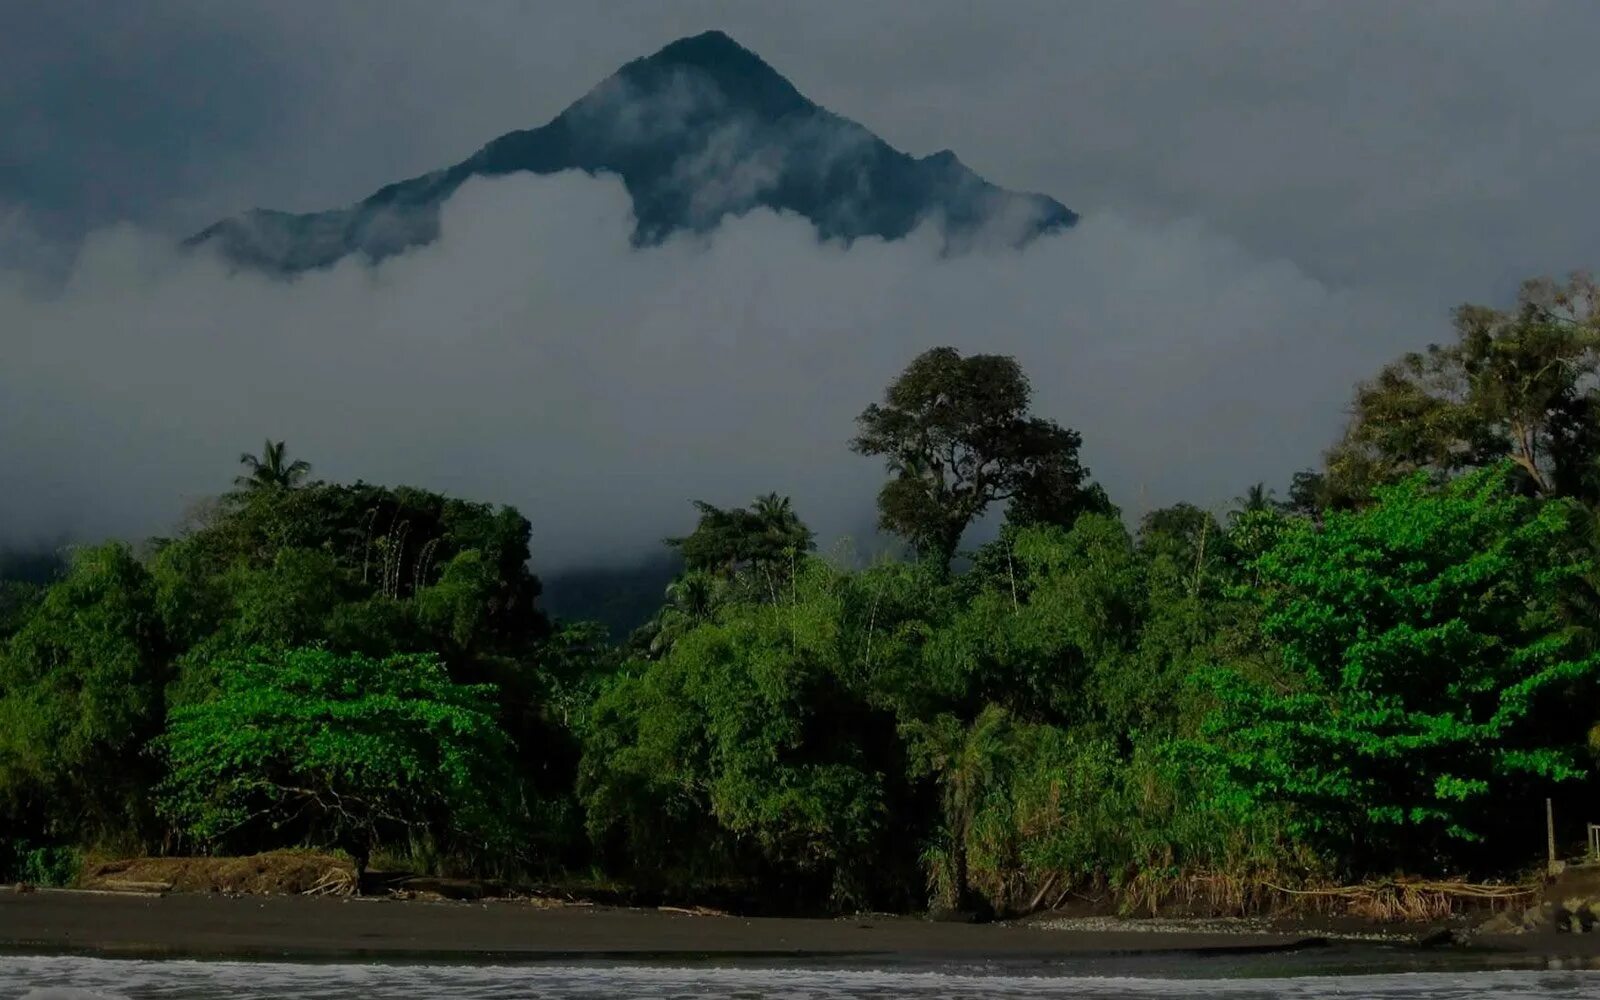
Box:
[0,890,1333,962]
[1,889,1594,966]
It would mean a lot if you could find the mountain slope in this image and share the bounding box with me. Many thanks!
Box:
[190,30,1075,272]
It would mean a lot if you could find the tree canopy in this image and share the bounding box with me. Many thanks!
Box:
[1201,468,1600,868]
[1326,274,1600,505]
[157,647,518,865]
[6,273,1600,916]
[852,347,1100,568]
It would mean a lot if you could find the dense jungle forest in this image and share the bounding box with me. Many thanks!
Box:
[4,274,1600,917]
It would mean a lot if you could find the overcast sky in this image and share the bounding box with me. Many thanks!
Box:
[9,0,1598,298]
[3,0,1599,565]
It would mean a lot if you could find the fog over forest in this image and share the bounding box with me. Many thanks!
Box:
[2,169,1406,568]
[7,2,1600,572]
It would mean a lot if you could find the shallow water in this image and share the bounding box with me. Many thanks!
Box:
[3,957,1600,1000]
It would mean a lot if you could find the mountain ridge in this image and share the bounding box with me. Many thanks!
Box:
[190,30,1075,272]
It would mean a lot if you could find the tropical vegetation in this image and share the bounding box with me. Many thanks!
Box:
[3,274,1599,915]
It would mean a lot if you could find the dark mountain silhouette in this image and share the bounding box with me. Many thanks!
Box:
[189,30,1075,272]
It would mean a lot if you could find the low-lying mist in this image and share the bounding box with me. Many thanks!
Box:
[0,171,1422,571]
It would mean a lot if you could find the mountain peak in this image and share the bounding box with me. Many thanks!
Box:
[190,32,1075,272]
[609,29,809,122]
[647,29,756,65]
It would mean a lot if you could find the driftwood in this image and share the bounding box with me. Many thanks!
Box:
[1262,880,1535,922]
[1264,879,1534,900]
[82,851,356,896]
[1025,873,1059,914]
[98,879,173,895]
[302,868,357,897]
[657,904,727,917]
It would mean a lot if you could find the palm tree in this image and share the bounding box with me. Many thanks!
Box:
[752,492,815,555]
[752,493,795,549]
[640,571,726,657]
[1233,482,1275,515]
[913,707,1013,913]
[235,439,311,491]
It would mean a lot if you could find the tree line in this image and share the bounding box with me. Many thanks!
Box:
[2,274,1599,914]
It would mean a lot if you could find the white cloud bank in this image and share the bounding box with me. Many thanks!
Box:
[0,171,1421,568]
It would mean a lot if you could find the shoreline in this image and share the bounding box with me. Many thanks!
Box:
[3,890,1598,968]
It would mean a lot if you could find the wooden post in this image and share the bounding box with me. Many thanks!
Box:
[1547,798,1557,873]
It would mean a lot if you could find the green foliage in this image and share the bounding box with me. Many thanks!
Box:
[580,506,1320,914]
[0,463,603,881]
[0,543,168,841]
[157,647,519,864]
[11,299,1600,916]
[415,549,503,650]
[158,481,536,610]
[906,710,1297,915]
[1327,275,1600,505]
[582,556,923,907]
[1201,467,1600,865]
[0,841,82,887]
[635,495,818,660]
[668,493,815,580]
[537,621,622,730]
[24,844,82,886]
[903,705,1017,910]
[226,548,346,648]
[933,517,1144,725]
[852,346,1098,568]
[0,581,43,640]
[632,570,734,658]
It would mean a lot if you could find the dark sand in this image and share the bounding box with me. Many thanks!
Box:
[0,891,1324,962]
[0,890,1592,965]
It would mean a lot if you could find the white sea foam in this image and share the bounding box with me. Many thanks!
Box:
[3,956,1599,999]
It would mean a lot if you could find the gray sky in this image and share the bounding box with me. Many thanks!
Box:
[3,0,1599,564]
[9,1,1597,299]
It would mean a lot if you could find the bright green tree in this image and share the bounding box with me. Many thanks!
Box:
[1202,466,1600,867]
[156,647,519,868]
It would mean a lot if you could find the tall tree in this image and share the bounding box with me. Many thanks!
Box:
[1281,469,1330,519]
[1325,274,1600,504]
[235,439,312,492]
[852,347,1095,569]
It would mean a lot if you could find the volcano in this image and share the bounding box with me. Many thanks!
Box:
[190,30,1075,272]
